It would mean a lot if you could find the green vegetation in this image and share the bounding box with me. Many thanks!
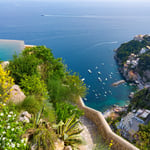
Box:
[0,46,87,150]
[8,53,41,84]
[106,117,121,136]
[53,115,83,149]
[0,105,32,150]
[0,64,14,104]
[55,102,84,123]
[26,107,57,150]
[8,46,86,103]
[116,40,147,64]
[20,75,48,98]
[138,53,150,71]
[128,88,150,110]
[134,122,150,150]
[115,36,150,149]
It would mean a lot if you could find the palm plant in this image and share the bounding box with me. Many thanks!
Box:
[53,115,84,150]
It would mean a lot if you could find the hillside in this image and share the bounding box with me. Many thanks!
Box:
[115,34,150,83]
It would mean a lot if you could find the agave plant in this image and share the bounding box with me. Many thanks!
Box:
[23,107,57,150]
[53,115,84,149]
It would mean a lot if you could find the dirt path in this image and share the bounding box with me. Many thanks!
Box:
[79,116,108,150]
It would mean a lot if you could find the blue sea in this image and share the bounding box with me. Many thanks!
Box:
[0,0,150,112]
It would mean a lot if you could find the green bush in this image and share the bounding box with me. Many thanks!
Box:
[65,74,87,101]
[47,73,87,104]
[15,96,56,123]
[134,122,150,150]
[19,75,48,99]
[42,100,56,123]
[22,46,54,63]
[128,88,150,110]
[8,54,41,84]
[18,95,42,115]
[55,102,84,123]
[47,78,70,103]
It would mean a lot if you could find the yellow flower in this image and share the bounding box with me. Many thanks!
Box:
[0,64,14,104]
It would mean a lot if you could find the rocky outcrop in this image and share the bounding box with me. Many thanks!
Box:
[54,139,64,150]
[1,61,9,70]
[19,111,32,123]
[64,146,72,150]
[142,70,150,82]
[112,80,125,86]
[9,85,26,104]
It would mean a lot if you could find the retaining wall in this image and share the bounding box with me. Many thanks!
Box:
[77,97,139,150]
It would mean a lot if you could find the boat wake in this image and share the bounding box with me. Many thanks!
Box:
[41,14,113,19]
[93,41,118,47]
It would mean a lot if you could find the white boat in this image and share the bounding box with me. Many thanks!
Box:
[95,94,98,97]
[81,78,85,81]
[84,98,87,101]
[98,71,101,75]
[88,69,92,73]
[105,78,108,81]
[95,66,98,69]
[98,77,102,82]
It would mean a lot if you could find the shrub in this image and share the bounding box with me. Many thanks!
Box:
[55,102,84,123]
[47,73,87,104]
[18,95,42,115]
[42,100,56,123]
[15,96,56,123]
[22,46,54,63]
[8,54,41,84]
[53,115,83,149]
[65,74,87,101]
[26,107,57,150]
[19,75,48,99]
[47,78,69,103]
[0,64,14,105]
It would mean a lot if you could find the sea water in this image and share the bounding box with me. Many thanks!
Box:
[0,39,24,60]
[0,0,150,111]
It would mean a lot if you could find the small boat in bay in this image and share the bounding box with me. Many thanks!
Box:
[98,71,101,75]
[88,69,92,73]
[98,77,102,82]
[81,78,85,81]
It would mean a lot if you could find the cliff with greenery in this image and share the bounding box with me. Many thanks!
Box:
[0,46,87,150]
[115,35,150,65]
[115,40,147,64]
[128,87,150,111]
[113,35,150,150]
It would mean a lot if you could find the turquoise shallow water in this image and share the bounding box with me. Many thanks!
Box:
[0,1,150,112]
[0,40,24,60]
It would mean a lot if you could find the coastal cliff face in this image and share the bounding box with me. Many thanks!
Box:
[115,34,150,87]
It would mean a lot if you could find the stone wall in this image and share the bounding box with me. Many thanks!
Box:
[77,97,139,150]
